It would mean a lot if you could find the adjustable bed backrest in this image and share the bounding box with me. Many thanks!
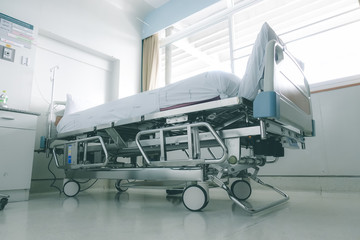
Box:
[254,40,314,136]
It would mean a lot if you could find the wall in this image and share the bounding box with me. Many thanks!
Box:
[0,12,36,110]
[1,0,150,192]
[1,0,147,98]
[255,79,360,192]
[261,81,360,177]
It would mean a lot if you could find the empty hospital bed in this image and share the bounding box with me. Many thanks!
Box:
[49,23,315,213]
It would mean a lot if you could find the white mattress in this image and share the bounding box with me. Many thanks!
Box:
[57,22,281,134]
[57,71,240,134]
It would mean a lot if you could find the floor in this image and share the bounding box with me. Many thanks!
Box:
[0,187,359,240]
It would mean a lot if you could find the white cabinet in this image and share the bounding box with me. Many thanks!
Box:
[0,109,38,201]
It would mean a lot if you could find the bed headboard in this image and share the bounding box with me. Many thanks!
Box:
[253,40,314,137]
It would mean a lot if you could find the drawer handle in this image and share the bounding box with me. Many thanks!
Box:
[1,116,15,120]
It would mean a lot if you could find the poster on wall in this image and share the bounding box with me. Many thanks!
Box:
[0,12,34,49]
[0,12,36,110]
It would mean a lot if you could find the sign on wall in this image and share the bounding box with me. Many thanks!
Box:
[0,12,34,49]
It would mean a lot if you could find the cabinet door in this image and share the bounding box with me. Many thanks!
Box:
[0,127,36,190]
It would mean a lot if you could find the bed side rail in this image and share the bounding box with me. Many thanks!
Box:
[254,40,314,137]
[52,136,109,169]
[135,122,228,166]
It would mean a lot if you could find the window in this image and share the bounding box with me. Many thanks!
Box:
[286,20,360,84]
[157,0,360,88]
[159,20,231,86]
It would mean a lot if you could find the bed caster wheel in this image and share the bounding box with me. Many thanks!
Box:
[231,180,252,201]
[0,198,8,211]
[115,179,129,192]
[63,180,80,197]
[182,185,208,211]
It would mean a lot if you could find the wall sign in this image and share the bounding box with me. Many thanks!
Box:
[0,12,34,49]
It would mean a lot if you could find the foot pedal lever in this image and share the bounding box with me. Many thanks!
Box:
[210,175,289,214]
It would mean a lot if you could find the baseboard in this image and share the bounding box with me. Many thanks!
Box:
[254,176,360,193]
[30,179,115,194]
[0,189,30,202]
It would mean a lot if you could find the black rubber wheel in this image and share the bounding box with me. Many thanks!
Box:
[231,179,252,201]
[63,180,80,197]
[115,179,129,192]
[0,198,8,211]
[182,185,208,211]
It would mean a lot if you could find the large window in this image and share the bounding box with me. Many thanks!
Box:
[157,0,360,88]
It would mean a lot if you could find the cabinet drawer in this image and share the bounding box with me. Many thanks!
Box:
[0,111,37,130]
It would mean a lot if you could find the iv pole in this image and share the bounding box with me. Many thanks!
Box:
[48,66,59,143]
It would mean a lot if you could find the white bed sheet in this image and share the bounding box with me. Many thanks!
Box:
[239,22,284,101]
[57,22,281,134]
[57,71,240,134]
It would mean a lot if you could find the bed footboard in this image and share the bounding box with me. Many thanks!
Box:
[253,40,314,137]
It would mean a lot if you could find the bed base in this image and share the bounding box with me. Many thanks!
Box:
[52,99,304,214]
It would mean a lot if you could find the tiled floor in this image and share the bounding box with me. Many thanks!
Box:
[1,188,359,240]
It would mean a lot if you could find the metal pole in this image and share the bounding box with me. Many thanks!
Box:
[48,66,59,140]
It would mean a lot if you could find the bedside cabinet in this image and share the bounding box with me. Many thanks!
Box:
[0,109,39,201]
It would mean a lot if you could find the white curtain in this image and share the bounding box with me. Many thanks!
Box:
[142,34,159,91]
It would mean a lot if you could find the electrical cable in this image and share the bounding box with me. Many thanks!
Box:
[76,179,92,184]
[48,154,62,194]
[79,179,98,192]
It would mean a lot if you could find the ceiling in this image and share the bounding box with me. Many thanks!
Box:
[143,0,170,8]
[104,0,169,21]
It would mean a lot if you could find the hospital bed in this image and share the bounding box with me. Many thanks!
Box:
[49,25,314,214]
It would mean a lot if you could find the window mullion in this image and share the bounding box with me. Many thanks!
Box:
[228,15,235,74]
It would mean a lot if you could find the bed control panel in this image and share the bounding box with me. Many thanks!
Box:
[66,143,78,166]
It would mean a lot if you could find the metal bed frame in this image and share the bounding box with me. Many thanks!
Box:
[50,40,315,214]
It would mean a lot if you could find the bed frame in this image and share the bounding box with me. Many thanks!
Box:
[51,40,314,214]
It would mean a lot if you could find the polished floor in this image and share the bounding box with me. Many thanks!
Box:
[1,188,359,240]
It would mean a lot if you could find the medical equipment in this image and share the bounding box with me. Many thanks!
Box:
[48,66,59,142]
[49,26,314,213]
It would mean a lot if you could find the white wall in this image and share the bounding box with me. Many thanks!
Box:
[261,81,360,177]
[1,0,147,98]
[1,0,151,191]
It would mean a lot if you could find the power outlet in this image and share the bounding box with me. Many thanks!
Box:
[1,46,15,62]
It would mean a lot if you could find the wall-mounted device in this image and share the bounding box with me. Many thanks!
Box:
[0,45,15,62]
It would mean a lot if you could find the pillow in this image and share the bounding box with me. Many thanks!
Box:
[63,94,101,116]
[63,94,80,116]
